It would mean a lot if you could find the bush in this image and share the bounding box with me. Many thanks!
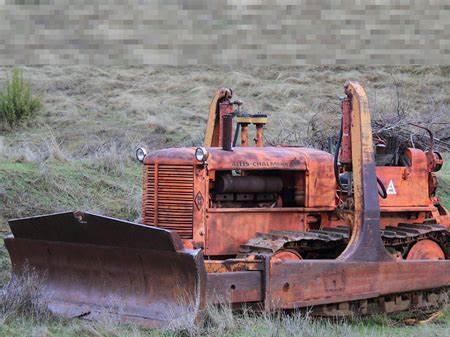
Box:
[0,68,41,129]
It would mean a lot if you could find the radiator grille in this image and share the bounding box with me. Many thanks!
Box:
[142,164,194,239]
[142,164,156,225]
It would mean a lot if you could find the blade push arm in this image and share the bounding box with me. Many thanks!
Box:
[338,81,392,262]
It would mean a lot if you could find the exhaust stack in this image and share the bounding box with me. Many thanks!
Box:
[222,114,233,151]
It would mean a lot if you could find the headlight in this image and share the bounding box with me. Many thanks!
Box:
[195,147,209,163]
[135,147,147,162]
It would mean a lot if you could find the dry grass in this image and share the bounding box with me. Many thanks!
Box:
[0,263,50,323]
[0,65,447,225]
[0,65,449,164]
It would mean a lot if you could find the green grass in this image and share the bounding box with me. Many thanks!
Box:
[0,317,161,337]
[0,160,141,228]
[0,309,448,337]
[437,155,450,209]
[0,159,142,294]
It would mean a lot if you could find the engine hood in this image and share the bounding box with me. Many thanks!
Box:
[144,146,333,171]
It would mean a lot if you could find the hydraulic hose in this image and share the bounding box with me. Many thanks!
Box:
[334,116,388,199]
[334,117,344,190]
[377,177,387,199]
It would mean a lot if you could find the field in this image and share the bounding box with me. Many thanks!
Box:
[0,65,449,336]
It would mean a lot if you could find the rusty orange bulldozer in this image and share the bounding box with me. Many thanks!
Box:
[4,81,450,327]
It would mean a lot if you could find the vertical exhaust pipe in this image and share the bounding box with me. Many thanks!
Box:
[222,114,233,151]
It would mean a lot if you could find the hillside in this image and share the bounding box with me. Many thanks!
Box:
[0,65,449,221]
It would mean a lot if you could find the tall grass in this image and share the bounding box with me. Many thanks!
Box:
[0,263,49,323]
[0,68,41,129]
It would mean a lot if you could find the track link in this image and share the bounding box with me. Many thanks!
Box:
[239,223,449,259]
[311,286,450,316]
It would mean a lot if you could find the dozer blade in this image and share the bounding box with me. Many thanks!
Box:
[4,211,206,328]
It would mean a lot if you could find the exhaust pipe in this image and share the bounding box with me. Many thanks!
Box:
[222,114,233,151]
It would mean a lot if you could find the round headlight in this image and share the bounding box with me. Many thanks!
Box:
[136,147,147,162]
[195,147,209,163]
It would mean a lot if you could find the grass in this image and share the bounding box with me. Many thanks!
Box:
[0,263,50,322]
[0,303,448,337]
[0,65,449,163]
[0,65,449,336]
[437,155,450,208]
[0,161,141,229]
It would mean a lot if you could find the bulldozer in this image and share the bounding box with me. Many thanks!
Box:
[4,81,450,328]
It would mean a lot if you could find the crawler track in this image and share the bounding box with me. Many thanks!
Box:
[239,223,449,259]
[311,286,450,316]
[238,223,449,315]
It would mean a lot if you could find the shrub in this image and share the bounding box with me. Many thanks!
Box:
[0,68,41,129]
